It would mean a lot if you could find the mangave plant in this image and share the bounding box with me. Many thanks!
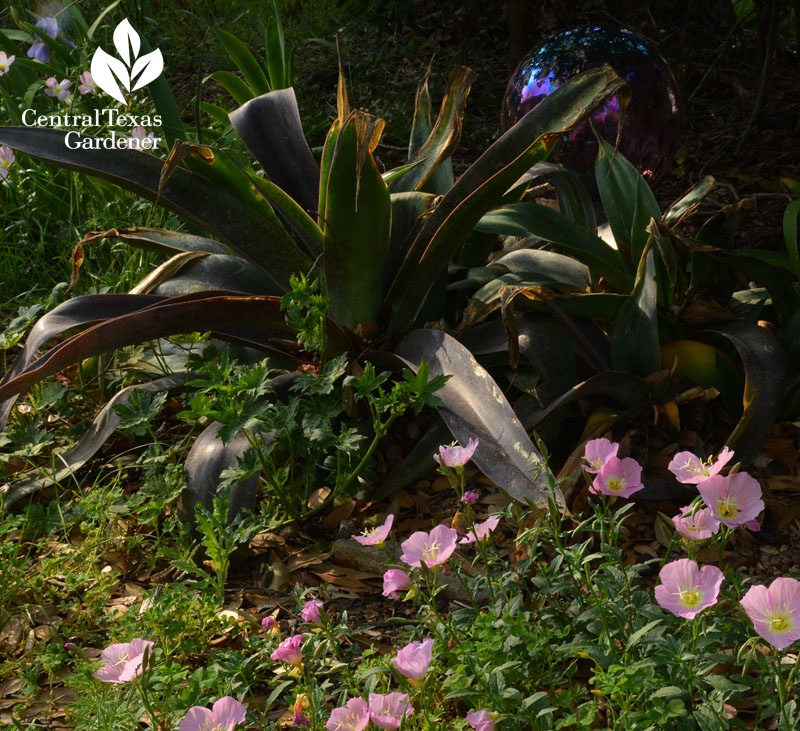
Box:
[469,135,799,495]
[0,63,627,515]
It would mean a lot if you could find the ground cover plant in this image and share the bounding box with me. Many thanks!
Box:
[1,0,800,729]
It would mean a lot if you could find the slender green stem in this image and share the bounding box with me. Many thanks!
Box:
[775,650,799,729]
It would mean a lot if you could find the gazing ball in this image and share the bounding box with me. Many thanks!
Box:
[501,26,684,183]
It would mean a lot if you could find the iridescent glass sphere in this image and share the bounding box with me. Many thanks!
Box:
[501,26,683,183]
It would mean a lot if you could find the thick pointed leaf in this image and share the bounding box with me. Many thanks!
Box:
[1,375,186,511]
[595,136,662,262]
[389,66,474,194]
[130,252,211,294]
[207,70,253,105]
[229,88,320,213]
[216,27,270,96]
[475,202,630,291]
[0,127,311,290]
[0,294,290,416]
[321,112,391,328]
[386,66,626,331]
[393,329,562,508]
[696,322,787,465]
[265,0,289,89]
[494,246,591,290]
[611,244,659,376]
[81,227,231,256]
[0,293,162,429]
[181,142,286,231]
[133,254,279,297]
[385,192,437,294]
[517,161,597,232]
[246,169,324,256]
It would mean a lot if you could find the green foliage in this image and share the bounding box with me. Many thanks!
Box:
[194,491,260,601]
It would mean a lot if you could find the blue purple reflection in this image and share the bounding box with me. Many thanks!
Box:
[502,26,684,183]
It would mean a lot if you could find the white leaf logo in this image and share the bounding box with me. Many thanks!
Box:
[90,18,163,104]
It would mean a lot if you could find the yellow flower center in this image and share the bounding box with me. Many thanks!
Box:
[341,712,361,730]
[422,540,441,561]
[767,606,795,634]
[716,498,739,519]
[679,587,703,608]
[606,477,625,492]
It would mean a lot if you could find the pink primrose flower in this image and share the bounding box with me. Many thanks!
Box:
[697,472,764,529]
[467,710,496,731]
[434,437,479,468]
[391,637,434,681]
[740,577,800,650]
[78,70,96,94]
[125,126,156,149]
[93,638,153,683]
[0,146,14,180]
[668,447,734,484]
[352,514,394,546]
[583,438,619,473]
[270,634,303,666]
[178,696,246,731]
[383,569,412,600]
[368,692,412,729]
[44,77,71,101]
[590,456,644,498]
[0,51,15,75]
[672,505,721,541]
[460,515,501,545]
[301,599,324,626]
[461,490,480,504]
[400,524,459,568]
[654,559,723,619]
[325,697,370,731]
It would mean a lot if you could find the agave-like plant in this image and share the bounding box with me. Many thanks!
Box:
[0,62,627,514]
[466,135,800,502]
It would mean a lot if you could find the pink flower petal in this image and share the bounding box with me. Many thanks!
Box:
[400,524,458,568]
[434,437,479,468]
[654,559,723,619]
[352,514,394,546]
[583,438,619,473]
[392,637,434,680]
[697,472,764,528]
[590,456,644,498]
[740,577,800,650]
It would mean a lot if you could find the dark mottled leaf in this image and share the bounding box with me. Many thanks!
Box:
[393,329,562,507]
[229,88,320,213]
[1,375,186,511]
[696,322,787,465]
[387,66,626,332]
[611,246,660,376]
